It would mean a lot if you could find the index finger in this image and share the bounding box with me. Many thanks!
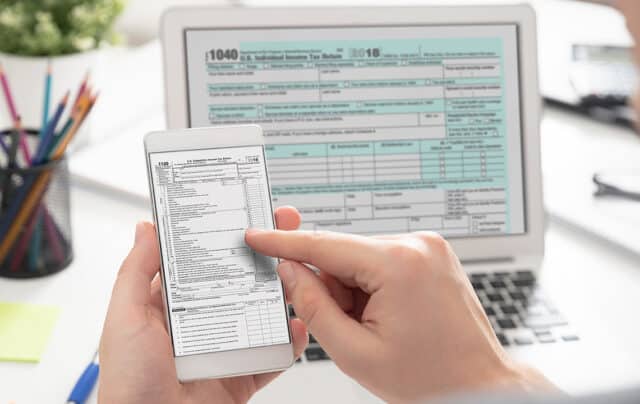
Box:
[245,229,387,292]
[274,205,301,231]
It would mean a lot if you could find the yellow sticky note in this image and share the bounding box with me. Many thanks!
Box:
[0,302,60,363]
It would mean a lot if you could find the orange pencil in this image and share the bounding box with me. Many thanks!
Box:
[72,70,90,108]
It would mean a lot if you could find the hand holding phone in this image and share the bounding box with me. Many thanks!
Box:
[99,212,307,403]
[99,126,308,404]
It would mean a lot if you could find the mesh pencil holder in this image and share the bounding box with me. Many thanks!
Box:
[0,129,73,278]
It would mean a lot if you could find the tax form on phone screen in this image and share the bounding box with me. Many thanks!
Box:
[148,145,289,357]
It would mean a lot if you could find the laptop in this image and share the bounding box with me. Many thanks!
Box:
[157,5,596,402]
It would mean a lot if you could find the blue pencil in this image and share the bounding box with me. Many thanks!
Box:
[40,61,52,136]
[30,61,52,271]
[33,91,69,165]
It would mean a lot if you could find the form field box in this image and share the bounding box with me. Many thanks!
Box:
[258,113,420,131]
[374,202,445,218]
[321,86,443,102]
[346,205,374,219]
[319,65,443,81]
[314,218,410,234]
[444,63,501,78]
[273,193,345,209]
[298,207,346,221]
[210,89,320,105]
[210,68,318,84]
[408,216,443,231]
[373,189,445,204]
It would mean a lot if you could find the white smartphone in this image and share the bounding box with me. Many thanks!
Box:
[143,125,294,381]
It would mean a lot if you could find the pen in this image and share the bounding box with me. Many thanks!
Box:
[67,350,99,404]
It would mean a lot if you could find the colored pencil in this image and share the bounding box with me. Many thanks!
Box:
[41,61,52,134]
[46,87,91,157]
[50,93,96,160]
[10,203,43,271]
[0,64,18,120]
[46,104,83,158]
[28,207,42,271]
[0,63,31,165]
[0,171,51,262]
[73,71,90,108]
[30,61,53,270]
[12,200,66,272]
[33,91,69,164]
[43,209,65,264]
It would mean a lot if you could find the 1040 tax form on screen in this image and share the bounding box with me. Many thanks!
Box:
[149,145,288,357]
[184,24,526,238]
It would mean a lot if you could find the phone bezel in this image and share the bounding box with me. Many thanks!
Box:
[143,125,294,381]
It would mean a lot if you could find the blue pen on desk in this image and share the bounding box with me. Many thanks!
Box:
[67,351,99,404]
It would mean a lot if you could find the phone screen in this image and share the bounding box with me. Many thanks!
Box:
[148,144,290,357]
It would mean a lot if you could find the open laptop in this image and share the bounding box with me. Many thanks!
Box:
[157,5,599,402]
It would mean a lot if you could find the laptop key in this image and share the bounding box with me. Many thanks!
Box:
[514,337,533,345]
[471,280,485,291]
[496,333,509,346]
[309,334,318,344]
[305,347,330,361]
[470,273,488,281]
[490,280,506,289]
[484,306,496,316]
[496,318,516,329]
[538,335,556,344]
[524,314,568,329]
[525,303,547,317]
[561,335,580,342]
[509,291,526,301]
[515,270,535,279]
[513,278,535,287]
[486,292,504,302]
[500,304,519,315]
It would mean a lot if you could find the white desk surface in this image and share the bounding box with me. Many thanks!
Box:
[1,148,640,403]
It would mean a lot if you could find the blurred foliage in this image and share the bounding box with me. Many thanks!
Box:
[0,0,126,56]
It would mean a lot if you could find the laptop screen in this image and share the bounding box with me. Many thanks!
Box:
[183,24,525,238]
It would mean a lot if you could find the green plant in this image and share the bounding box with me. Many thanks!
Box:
[0,0,126,56]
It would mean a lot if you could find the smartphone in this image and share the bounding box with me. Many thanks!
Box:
[144,125,293,381]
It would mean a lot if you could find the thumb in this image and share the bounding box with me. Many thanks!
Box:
[278,260,377,372]
[111,222,161,307]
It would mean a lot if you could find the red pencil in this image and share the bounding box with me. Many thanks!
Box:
[0,63,32,165]
[72,70,90,108]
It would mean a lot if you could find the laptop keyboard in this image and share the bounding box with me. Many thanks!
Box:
[471,270,579,347]
[292,269,579,363]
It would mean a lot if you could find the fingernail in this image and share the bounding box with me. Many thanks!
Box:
[278,261,296,289]
[135,222,145,245]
